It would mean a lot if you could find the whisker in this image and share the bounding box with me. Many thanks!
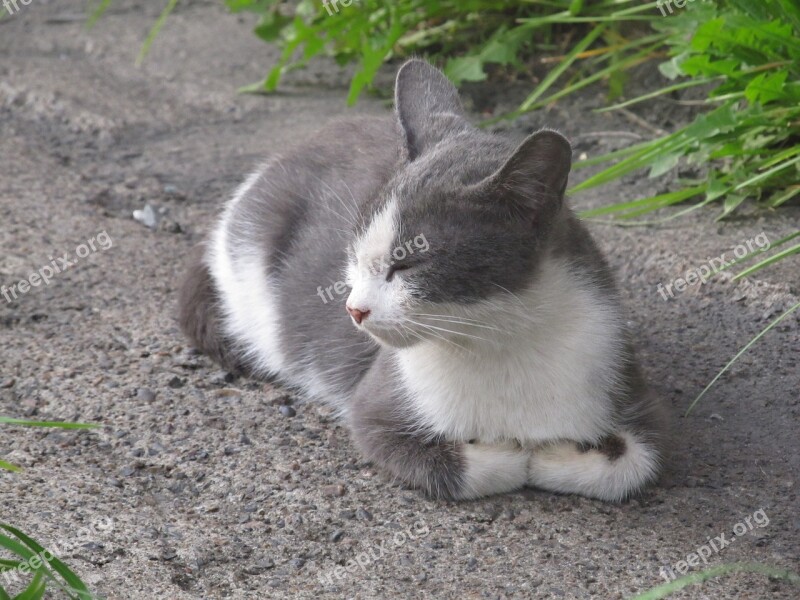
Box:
[410,314,503,332]
[409,320,491,343]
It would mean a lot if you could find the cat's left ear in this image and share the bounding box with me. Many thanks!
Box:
[487,129,572,219]
[395,59,468,161]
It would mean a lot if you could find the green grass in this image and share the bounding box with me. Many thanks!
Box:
[218,0,799,224]
[93,1,800,224]
[628,562,800,599]
[686,300,800,415]
[1,418,98,472]
[0,523,97,599]
[1,419,100,598]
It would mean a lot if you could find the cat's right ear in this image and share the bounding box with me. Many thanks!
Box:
[395,59,468,161]
[482,129,572,226]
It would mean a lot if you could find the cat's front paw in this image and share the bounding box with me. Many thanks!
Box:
[526,440,584,484]
[456,440,528,500]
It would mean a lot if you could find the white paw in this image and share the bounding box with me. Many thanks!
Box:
[526,441,585,483]
[457,441,528,500]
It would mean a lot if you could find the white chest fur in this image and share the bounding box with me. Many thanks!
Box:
[396,261,623,444]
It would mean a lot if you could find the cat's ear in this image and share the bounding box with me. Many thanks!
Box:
[488,129,572,218]
[395,59,467,161]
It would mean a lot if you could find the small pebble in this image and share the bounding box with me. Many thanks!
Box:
[211,370,236,385]
[244,559,275,575]
[328,529,345,543]
[356,507,373,521]
[132,204,160,229]
[279,405,296,418]
[163,184,185,200]
[161,549,178,561]
[136,388,156,403]
[322,484,346,497]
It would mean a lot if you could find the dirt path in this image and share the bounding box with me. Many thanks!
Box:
[1,2,798,599]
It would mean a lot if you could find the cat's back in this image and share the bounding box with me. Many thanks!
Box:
[225,116,402,264]
[207,116,400,402]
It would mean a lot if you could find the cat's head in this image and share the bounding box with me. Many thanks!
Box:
[345,59,572,348]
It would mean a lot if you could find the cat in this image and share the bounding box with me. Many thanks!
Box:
[179,59,667,501]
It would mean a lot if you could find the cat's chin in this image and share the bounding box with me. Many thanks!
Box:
[362,326,421,349]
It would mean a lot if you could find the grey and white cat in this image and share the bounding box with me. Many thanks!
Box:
[179,59,667,501]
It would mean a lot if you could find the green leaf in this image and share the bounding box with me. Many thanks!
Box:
[705,178,731,202]
[254,12,292,42]
[745,70,789,105]
[658,52,687,80]
[648,152,682,178]
[717,192,746,220]
[444,56,487,84]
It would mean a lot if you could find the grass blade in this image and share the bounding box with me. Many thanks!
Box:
[629,562,800,600]
[0,460,21,472]
[520,24,607,110]
[135,0,180,67]
[577,185,704,218]
[13,569,46,600]
[596,77,721,113]
[733,242,800,281]
[0,524,93,599]
[86,0,114,29]
[734,155,800,191]
[686,301,800,415]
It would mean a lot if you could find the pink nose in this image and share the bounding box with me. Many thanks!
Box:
[346,305,370,324]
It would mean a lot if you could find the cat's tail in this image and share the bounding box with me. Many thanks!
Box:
[526,431,662,502]
[178,245,248,375]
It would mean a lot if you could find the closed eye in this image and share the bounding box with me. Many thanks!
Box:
[386,263,412,282]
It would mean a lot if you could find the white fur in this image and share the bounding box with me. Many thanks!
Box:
[346,198,417,347]
[209,168,358,404]
[390,257,654,499]
[397,258,622,445]
[208,168,289,378]
[457,443,529,500]
[527,432,659,501]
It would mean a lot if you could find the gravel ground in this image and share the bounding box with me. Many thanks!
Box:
[0,2,798,599]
